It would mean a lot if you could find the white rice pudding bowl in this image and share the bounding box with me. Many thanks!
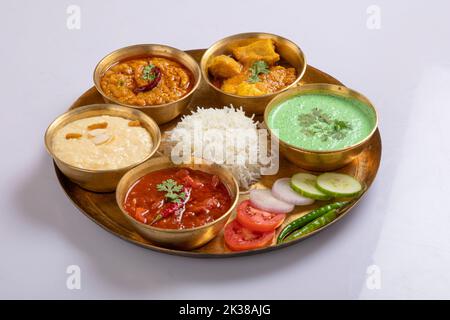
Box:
[52,115,153,170]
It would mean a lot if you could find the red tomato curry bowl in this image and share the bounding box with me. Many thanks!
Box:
[116,157,239,250]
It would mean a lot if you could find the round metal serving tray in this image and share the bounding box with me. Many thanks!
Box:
[54,49,382,258]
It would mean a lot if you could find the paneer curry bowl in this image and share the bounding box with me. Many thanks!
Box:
[116,157,240,250]
[201,33,307,114]
[94,44,201,124]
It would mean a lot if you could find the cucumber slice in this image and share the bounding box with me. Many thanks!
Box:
[290,173,331,200]
[316,173,362,198]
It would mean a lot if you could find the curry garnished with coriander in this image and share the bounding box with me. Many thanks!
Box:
[100,56,193,106]
[123,168,232,229]
[207,39,297,96]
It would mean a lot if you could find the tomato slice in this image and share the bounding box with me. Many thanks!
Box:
[236,200,286,232]
[224,220,274,251]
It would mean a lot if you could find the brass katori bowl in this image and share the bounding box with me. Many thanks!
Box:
[93,44,201,124]
[200,32,307,115]
[116,157,240,250]
[264,84,379,171]
[45,104,161,192]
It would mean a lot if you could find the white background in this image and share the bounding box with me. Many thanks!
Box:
[1,0,449,299]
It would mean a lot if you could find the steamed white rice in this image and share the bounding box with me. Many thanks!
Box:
[163,106,262,189]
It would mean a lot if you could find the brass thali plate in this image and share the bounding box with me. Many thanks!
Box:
[55,49,382,258]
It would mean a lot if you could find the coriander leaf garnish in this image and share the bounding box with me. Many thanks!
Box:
[142,63,156,81]
[298,108,353,141]
[156,179,187,204]
[248,60,270,83]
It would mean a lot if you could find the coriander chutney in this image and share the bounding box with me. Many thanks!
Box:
[267,93,376,151]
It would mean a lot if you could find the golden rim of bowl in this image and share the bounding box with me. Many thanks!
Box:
[200,32,307,99]
[44,104,162,174]
[116,157,240,234]
[264,83,379,154]
[93,43,202,109]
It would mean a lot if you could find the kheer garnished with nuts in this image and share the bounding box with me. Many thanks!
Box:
[52,115,153,170]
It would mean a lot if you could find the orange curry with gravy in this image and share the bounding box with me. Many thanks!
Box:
[100,56,193,106]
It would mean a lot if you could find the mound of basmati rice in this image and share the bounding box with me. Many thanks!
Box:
[163,106,262,189]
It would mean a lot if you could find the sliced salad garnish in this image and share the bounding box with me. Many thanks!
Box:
[316,172,362,198]
[290,173,331,200]
[236,200,286,232]
[272,178,315,206]
[250,189,294,214]
[224,220,275,252]
[224,171,362,251]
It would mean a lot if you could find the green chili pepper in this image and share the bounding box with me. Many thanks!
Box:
[277,201,348,244]
[283,209,338,242]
